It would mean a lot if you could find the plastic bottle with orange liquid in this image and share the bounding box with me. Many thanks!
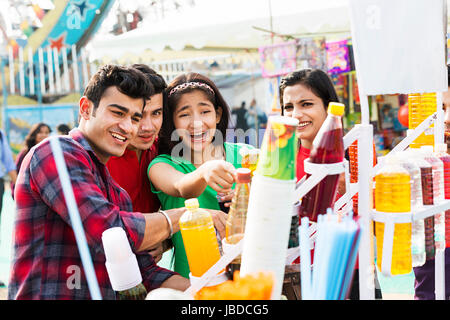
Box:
[374,155,412,275]
[179,198,222,278]
[408,93,435,148]
[225,168,251,278]
[397,150,426,267]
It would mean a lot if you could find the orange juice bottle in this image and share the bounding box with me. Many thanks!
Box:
[225,168,251,277]
[374,156,412,275]
[179,198,222,277]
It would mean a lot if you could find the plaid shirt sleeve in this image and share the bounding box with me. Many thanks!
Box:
[28,138,146,253]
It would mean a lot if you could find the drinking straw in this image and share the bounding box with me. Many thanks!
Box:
[312,214,332,299]
[300,217,312,300]
[49,137,102,300]
[328,216,358,299]
[339,225,362,300]
[326,222,348,299]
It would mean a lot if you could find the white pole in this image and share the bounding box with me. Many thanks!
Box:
[47,46,55,94]
[435,92,444,145]
[38,48,46,95]
[348,1,375,300]
[8,46,15,94]
[18,47,25,96]
[71,44,80,92]
[434,90,445,300]
[28,47,35,95]
[62,47,70,93]
[53,47,62,94]
[81,48,89,88]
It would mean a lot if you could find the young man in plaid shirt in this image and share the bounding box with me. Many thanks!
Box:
[8,64,226,299]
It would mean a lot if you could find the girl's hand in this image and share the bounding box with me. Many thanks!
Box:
[200,160,237,193]
[217,190,235,207]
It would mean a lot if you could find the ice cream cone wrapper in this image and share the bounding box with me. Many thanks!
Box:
[240,173,296,299]
[255,116,299,180]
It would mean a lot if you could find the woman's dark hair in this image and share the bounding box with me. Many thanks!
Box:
[159,72,230,155]
[279,69,339,115]
[83,64,154,112]
[25,122,51,150]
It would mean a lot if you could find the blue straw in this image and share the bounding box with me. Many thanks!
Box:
[312,215,333,299]
[300,217,311,299]
[325,222,347,299]
[329,217,358,299]
[339,225,362,300]
[49,137,102,300]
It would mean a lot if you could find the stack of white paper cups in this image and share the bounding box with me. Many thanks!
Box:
[240,116,299,299]
[102,227,142,292]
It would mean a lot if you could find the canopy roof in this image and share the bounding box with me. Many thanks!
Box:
[87,0,351,61]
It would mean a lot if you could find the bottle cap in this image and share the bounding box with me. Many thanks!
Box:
[435,143,447,153]
[328,102,345,116]
[185,198,200,209]
[102,227,142,292]
[236,167,251,183]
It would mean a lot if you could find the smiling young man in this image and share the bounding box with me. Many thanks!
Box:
[7,64,204,300]
[107,64,169,262]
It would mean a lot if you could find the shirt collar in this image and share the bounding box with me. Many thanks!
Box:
[69,128,104,164]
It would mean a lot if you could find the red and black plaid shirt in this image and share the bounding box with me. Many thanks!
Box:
[8,129,176,300]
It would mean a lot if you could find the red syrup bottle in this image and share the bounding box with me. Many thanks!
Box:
[298,102,345,222]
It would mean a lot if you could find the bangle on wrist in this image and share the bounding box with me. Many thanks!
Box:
[159,209,173,238]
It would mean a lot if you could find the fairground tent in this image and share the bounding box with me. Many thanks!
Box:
[87,0,351,61]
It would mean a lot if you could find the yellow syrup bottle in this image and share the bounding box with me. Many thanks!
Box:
[179,198,222,278]
[225,168,251,278]
[375,155,412,275]
[408,92,435,148]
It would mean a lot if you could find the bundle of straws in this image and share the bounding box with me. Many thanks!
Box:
[300,210,362,300]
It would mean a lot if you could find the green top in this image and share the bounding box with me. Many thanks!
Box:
[148,142,253,278]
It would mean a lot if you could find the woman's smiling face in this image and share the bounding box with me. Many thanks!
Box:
[282,83,327,149]
[173,89,222,153]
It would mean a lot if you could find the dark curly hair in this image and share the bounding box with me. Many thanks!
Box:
[83,64,154,113]
[158,72,230,155]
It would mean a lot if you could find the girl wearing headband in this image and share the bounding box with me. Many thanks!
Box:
[148,72,253,278]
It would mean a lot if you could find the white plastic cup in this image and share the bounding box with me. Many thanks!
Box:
[102,227,142,292]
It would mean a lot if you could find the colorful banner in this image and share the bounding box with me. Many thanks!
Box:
[259,41,297,78]
[326,39,350,74]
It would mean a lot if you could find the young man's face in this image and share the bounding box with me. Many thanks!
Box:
[79,86,144,163]
[128,93,163,151]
